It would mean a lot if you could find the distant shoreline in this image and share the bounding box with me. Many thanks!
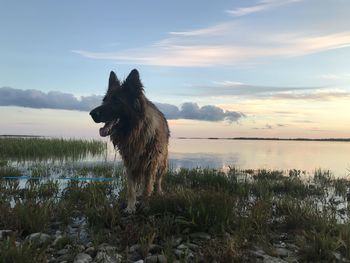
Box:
[1,135,350,142]
[177,137,350,142]
[0,135,44,138]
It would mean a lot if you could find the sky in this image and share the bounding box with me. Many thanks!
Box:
[0,0,349,138]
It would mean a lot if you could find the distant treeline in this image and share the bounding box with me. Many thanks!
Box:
[177,137,350,142]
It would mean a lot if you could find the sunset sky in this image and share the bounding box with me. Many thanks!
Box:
[0,0,349,138]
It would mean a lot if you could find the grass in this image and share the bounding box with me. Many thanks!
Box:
[0,166,349,262]
[0,237,47,263]
[0,138,349,262]
[0,137,107,160]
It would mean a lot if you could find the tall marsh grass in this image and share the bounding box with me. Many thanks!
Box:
[0,137,107,160]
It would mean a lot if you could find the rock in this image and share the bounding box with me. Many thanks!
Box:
[56,248,70,256]
[74,253,92,263]
[55,254,72,262]
[95,251,122,263]
[52,235,64,247]
[77,244,86,252]
[129,244,141,253]
[190,232,211,241]
[186,243,198,250]
[86,242,93,248]
[26,232,51,246]
[133,260,144,263]
[177,244,188,250]
[174,249,184,258]
[65,244,73,250]
[172,237,182,247]
[0,230,13,240]
[275,247,291,258]
[145,255,167,263]
[263,255,288,263]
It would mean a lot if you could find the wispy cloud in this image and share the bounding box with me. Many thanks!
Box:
[168,22,235,37]
[184,81,350,101]
[0,87,244,123]
[271,90,350,100]
[320,73,350,80]
[72,0,350,68]
[226,0,302,17]
[188,81,325,97]
[73,31,350,67]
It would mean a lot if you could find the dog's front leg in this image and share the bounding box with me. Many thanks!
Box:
[125,177,137,213]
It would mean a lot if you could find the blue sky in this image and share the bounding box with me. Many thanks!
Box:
[0,0,350,138]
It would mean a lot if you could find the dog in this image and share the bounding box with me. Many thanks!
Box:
[90,69,169,213]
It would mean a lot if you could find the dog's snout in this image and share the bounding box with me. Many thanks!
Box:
[90,108,101,123]
[90,109,99,116]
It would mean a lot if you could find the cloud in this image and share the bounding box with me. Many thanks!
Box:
[0,87,244,123]
[73,31,350,67]
[72,1,350,68]
[320,73,350,80]
[226,0,302,17]
[252,123,274,130]
[187,81,325,97]
[271,90,350,100]
[155,102,244,123]
[0,87,102,111]
[185,81,350,101]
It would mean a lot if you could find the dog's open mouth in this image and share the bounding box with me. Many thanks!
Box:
[99,120,117,137]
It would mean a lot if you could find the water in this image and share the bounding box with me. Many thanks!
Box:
[4,138,350,178]
[98,138,350,177]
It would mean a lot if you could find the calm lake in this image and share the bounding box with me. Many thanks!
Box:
[99,138,350,178]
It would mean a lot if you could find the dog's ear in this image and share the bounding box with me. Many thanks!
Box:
[124,69,143,95]
[108,71,121,90]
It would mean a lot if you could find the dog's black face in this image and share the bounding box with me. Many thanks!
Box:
[90,69,144,137]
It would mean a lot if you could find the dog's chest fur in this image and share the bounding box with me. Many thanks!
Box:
[110,97,169,173]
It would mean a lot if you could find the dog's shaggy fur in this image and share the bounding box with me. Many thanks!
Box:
[90,69,169,212]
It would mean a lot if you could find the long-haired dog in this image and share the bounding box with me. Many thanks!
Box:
[90,69,169,213]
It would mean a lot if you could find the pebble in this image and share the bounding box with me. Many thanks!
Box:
[26,232,51,245]
[129,244,141,253]
[190,232,211,240]
[73,253,92,263]
[172,237,182,247]
[95,251,122,263]
[56,248,69,256]
[52,235,64,247]
[177,244,188,250]
[275,247,290,258]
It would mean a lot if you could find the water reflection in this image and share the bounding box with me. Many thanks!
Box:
[5,138,350,178]
[168,139,350,177]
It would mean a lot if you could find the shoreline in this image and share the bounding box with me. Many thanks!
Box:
[177,137,350,142]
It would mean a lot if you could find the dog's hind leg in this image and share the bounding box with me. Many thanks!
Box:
[143,162,158,197]
[125,176,137,213]
[155,155,167,195]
